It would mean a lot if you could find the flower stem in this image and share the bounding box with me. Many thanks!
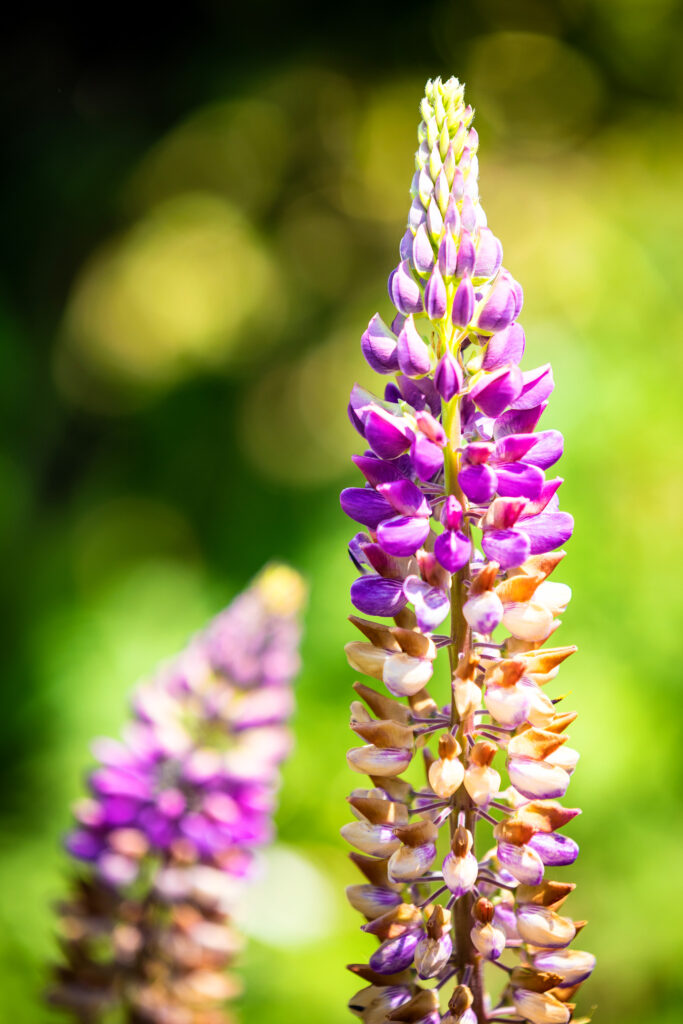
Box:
[443,392,486,1024]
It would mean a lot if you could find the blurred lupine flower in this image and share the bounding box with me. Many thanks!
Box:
[49,564,305,1023]
[342,78,594,1024]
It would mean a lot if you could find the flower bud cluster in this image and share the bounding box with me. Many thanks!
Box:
[343,78,593,1024]
[49,565,305,1023]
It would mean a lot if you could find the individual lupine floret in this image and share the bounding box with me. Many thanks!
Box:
[48,565,305,1023]
[340,76,593,1024]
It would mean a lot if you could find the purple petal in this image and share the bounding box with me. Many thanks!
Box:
[510,364,554,410]
[377,515,431,557]
[488,497,527,530]
[463,441,494,465]
[528,832,579,867]
[440,495,463,530]
[493,433,537,463]
[461,196,476,234]
[495,463,545,500]
[408,196,426,233]
[482,322,525,371]
[90,768,151,801]
[470,366,523,418]
[412,223,434,275]
[434,350,463,401]
[438,233,457,278]
[464,591,504,634]
[493,402,547,439]
[481,528,531,570]
[65,830,103,861]
[403,575,450,631]
[455,230,475,277]
[521,511,574,554]
[361,314,399,374]
[458,463,497,504]
[520,477,563,517]
[452,278,475,327]
[352,455,405,487]
[98,796,140,827]
[397,316,431,377]
[415,410,446,447]
[510,278,523,317]
[444,195,460,231]
[350,576,408,617]
[477,279,517,333]
[364,409,411,459]
[410,434,444,482]
[521,429,564,470]
[369,930,421,974]
[473,228,503,281]
[377,479,431,518]
[389,260,424,316]
[425,265,447,320]
[340,487,393,529]
[497,841,544,885]
[434,530,472,573]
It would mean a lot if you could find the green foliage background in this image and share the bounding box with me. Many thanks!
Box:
[1,2,682,1020]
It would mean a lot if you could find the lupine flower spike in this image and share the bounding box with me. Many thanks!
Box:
[342,78,593,1024]
[49,564,306,1023]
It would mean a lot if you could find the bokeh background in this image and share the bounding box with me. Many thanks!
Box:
[2,1,683,1020]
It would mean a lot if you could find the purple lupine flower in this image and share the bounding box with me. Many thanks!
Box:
[341,78,592,1024]
[49,564,305,1023]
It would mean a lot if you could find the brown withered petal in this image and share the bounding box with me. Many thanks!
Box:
[393,820,439,847]
[426,904,450,938]
[516,880,576,910]
[369,775,413,803]
[393,606,418,630]
[510,966,564,992]
[470,741,497,767]
[448,984,474,1015]
[348,983,382,1016]
[452,825,472,857]
[484,658,526,688]
[545,711,578,733]
[408,688,439,717]
[455,651,482,680]
[346,963,413,986]
[349,616,402,651]
[391,627,437,660]
[495,572,544,605]
[348,853,395,889]
[438,733,461,760]
[507,727,567,761]
[522,551,566,580]
[520,645,577,676]
[468,562,500,596]
[549,983,582,1002]
[348,795,410,825]
[473,897,494,924]
[350,698,373,720]
[493,820,535,846]
[362,903,422,939]
[511,801,581,833]
[345,642,388,681]
[352,682,413,724]
[387,988,439,1022]
[352,719,416,749]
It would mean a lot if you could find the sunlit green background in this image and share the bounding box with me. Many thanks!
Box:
[1,2,682,1021]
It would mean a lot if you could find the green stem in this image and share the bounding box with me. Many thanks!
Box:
[442,391,486,1024]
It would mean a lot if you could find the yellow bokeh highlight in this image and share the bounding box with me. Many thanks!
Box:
[58,192,280,404]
